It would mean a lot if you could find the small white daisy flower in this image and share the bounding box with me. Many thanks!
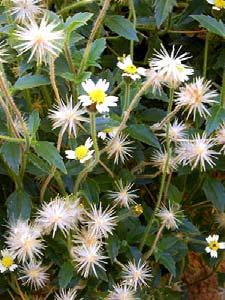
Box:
[107,133,133,164]
[73,243,108,278]
[157,119,187,143]
[177,133,218,171]
[207,0,225,10]
[65,137,94,163]
[205,234,225,258]
[36,196,82,238]
[108,180,138,208]
[49,97,88,137]
[151,148,178,173]
[122,260,152,290]
[78,79,118,113]
[54,288,77,300]
[150,44,194,88]
[6,220,45,263]
[11,0,42,24]
[19,261,49,290]
[215,122,225,153]
[117,54,146,81]
[108,284,137,300]
[156,202,183,230]
[0,249,17,273]
[175,77,218,120]
[98,127,119,140]
[85,203,117,238]
[15,16,64,65]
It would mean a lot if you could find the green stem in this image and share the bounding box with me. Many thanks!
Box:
[203,32,209,78]
[23,90,32,112]
[73,112,100,193]
[41,86,52,108]
[90,112,100,161]
[129,0,136,59]
[143,223,165,259]
[221,67,225,108]
[0,135,25,143]
[58,0,94,15]
[78,0,111,74]
[123,82,130,112]
[139,88,174,251]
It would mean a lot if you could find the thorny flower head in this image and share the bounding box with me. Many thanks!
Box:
[107,133,133,164]
[11,0,42,24]
[157,119,187,143]
[54,288,77,300]
[108,284,138,300]
[156,202,183,230]
[151,148,178,173]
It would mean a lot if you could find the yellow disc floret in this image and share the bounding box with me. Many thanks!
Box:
[124,64,137,74]
[75,145,88,160]
[1,256,14,268]
[209,240,219,251]
[132,204,143,216]
[89,89,106,104]
[176,64,185,72]
[215,0,225,9]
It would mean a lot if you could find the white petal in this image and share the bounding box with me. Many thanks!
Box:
[219,242,225,249]
[212,5,221,10]
[124,55,133,66]
[98,132,107,140]
[213,234,219,242]
[211,250,218,258]
[117,61,125,70]
[206,235,213,243]
[205,246,211,253]
[85,137,93,149]
[82,79,96,93]
[65,150,75,159]
[78,95,92,106]
[96,79,109,92]
[206,0,214,4]
[137,67,147,76]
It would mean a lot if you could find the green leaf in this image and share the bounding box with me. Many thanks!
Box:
[81,178,100,203]
[0,142,21,173]
[65,12,93,43]
[6,190,31,222]
[104,15,138,41]
[154,0,177,28]
[58,261,74,288]
[203,177,225,212]
[28,111,40,136]
[155,252,176,276]
[88,38,106,67]
[106,234,120,263]
[167,184,182,203]
[27,153,50,175]
[191,15,225,38]
[33,141,67,174]
[206,105,225,134]
[14,75,50,90]
[127,124,160,148]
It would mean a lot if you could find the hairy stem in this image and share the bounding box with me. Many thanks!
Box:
[123,82,130,112]
[78,0,111,74]
[139,88,174,251]
[143,223,165,260]
[90,112,100,161]
[49,57,61,106]
[58,0,94,15]
[129,0,136,59]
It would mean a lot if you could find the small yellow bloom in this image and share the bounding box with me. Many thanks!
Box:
[75,145,89,160]
[133,204,143,216]
[88,89,106,104]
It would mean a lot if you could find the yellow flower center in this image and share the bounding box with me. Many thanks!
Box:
[75,145,88,160]
[215,0,225,8]
[209,241,219,251]
[1,256,14,268]
[89,89,106,104]
[103,128,113,133]
[132,204,143,216]
[124,64,137,74]
[176,64,185,72]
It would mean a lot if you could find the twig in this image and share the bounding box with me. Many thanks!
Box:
[49,57,61,106]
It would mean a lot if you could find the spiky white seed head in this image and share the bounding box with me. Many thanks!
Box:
[11,0,42,24]
[108,284,137,300]
[122,260,152,290]
[6,220,45,263]
[151,148,178,173]
[175,77,218,120]
[36,196,83,238]
[108,180,138,208]
[19,261,49,290]
[73,243,108,278]
[85,203,117,238]
[107,133,133,164]
[156,202,183,230]
[49,97,88,137]
[15,16,64,65]
[54,288,77,300]
[150,44,194,88]
[176,133,218,171]
[157,119,187,143]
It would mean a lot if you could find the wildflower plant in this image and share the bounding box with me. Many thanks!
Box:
[0,0,225,299]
